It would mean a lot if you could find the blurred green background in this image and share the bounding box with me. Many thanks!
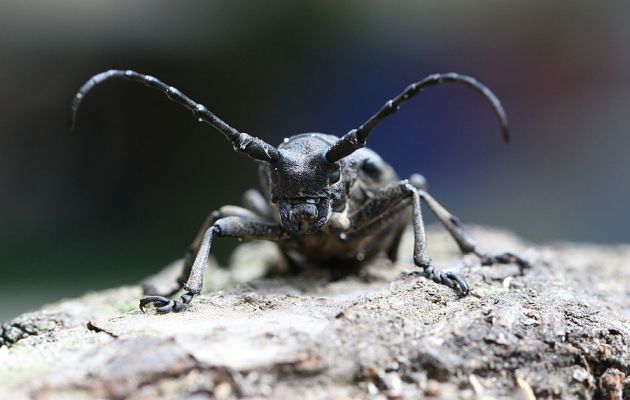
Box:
[1,1,629,321]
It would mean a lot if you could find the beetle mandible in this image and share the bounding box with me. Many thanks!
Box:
[70,70,530,313]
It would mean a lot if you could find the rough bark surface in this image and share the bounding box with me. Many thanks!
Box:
[1,226,629,400]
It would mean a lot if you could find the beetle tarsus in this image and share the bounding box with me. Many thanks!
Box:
[139,292,195,314]
[475,250,531,275]
[423,265,470,295]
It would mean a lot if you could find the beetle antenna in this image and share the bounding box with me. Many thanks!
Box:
[70,70,279,163]
[326,73,510,162]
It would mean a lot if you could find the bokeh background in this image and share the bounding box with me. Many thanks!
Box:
[1,1,629,321]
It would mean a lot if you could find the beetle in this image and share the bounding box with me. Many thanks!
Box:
[70,70,530,313]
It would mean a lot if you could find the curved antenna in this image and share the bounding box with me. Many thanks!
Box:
[70,70,279,163]
[326,73,510,162]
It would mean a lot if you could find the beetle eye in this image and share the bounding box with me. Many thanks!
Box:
[329,168,341,183]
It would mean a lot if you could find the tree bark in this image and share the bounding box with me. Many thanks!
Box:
[1,226,629,399]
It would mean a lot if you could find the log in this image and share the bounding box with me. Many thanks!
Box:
[1,226,629,399]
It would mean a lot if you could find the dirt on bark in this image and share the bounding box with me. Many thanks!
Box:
[1,226,629,400]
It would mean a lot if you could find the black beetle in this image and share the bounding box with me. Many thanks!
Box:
[71,70,530,313]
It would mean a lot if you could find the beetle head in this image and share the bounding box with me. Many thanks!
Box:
[269,134,345,235]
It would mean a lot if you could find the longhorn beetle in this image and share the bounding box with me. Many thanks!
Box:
[70,70,530,313]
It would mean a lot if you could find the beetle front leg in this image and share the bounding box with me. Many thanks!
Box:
[139,217,286,314]
[142,205,262,298]
[348,181,469,295]
[406,184,470,295]
[413,186,531,275]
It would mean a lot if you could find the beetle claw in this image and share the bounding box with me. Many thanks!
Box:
[423,266,470,296]
[139,292,195,314]
[446,272,470,295]
[139,295,169,313]
[156,301,175,313]
[475,251,532,275]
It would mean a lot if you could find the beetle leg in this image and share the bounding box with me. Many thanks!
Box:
[142,205,263,297]
[139,293,194,314]
[413,185,531,274]
[347,181,469,295]
[383,173,425,263]
[474,251,531,275]
[139,216,286,314]
[415,190,477,254]
[406,184,470,295]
